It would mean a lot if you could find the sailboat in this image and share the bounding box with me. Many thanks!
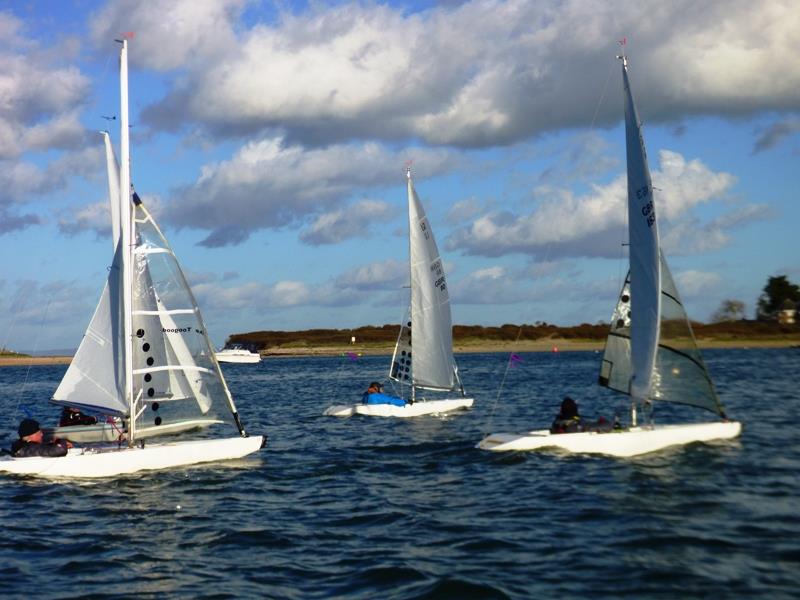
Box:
[478,51,741,457]
[1,39,264,477]
[324,168,473,417]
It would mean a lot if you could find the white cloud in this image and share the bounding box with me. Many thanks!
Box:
[300,199,394,245]
[661,204,770,255]
[131,1,800,147]
[334,259,407,291]
[451,266,532,304]
[0,44,90,159]
[446,197,482,224]
[446,150,738,258]
[165,137,454,246]
[673,270,723,299]
[89,0,244,71]
[58,201,110,239]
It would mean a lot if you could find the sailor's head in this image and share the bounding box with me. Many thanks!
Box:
[18,418,42,441]
[560,397,578,418]
[368,381,383,392]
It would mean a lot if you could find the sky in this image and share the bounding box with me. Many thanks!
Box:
[1,0,798,352]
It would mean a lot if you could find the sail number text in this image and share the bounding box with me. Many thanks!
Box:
[638,186,656,227]
[420,220,431,240]
[430,260,446,292]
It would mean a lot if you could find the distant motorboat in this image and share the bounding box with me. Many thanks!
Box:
[215,346,261,364]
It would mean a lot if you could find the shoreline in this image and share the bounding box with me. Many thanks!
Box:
[1,338,797,366]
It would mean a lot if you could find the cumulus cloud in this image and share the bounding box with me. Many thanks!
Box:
[164,137,454,247]
[300,200,394,245]
[451,266,531,304]
[446,150,738,258]
[0,24,91,159]
[661,204,770,255]
[446,197,482,224]
[673,270,723,299]
[333,259,407,291]
[0,277,101,349]
[89,0,244,71]
[58,201,110,238]
[124,0,800,147]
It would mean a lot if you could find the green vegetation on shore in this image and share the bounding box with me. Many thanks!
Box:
[0,347,30,358]
[228,320,800,353]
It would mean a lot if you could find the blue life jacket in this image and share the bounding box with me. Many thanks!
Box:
[361,392,406,407]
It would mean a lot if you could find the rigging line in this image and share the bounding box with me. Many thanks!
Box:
[589,57,616,131]
[14,296,53,420]
[483,327,523,437]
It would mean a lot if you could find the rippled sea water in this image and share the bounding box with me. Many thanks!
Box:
[1,348,798,599]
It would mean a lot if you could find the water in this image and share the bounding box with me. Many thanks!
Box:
[1,348,798,598]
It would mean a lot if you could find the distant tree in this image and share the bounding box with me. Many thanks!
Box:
[711,299,746,323]
[756,275,800,320]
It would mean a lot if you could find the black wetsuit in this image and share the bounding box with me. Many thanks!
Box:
[10,439,69,458]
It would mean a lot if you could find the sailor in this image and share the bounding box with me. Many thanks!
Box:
[550,397,583,433]
[11,419,70,458]
[361,382,406,407]
[59,406,98,427]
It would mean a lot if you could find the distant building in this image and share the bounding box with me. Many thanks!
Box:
[778,299,796,325]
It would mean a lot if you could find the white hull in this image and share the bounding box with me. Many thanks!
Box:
[477,421,741,457]
[0,435,264,478]
[324,397,473,418]
[215,351,261,364]
[43,418,223,444]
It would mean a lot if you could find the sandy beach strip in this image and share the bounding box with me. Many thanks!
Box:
[2,337,797,366]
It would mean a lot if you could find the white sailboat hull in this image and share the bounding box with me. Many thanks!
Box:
[0,435,264,478]
[324,397,474,418]
[43,418,223,444]
[477,421,741,457]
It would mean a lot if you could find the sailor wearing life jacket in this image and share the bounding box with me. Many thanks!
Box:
[361,382,406,407]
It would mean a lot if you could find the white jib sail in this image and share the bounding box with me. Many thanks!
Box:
[622,56,661,401]
[406,172,459,391]
[103,131,121,250]
[52,134,127,415]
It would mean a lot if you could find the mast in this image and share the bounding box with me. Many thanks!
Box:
[406,165,416,401]
[118,37,135,445]
[618,48,662,426]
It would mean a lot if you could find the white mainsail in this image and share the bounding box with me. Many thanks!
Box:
[389,170,460,393]
[621,55,661,402]
[600,54,726,418]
